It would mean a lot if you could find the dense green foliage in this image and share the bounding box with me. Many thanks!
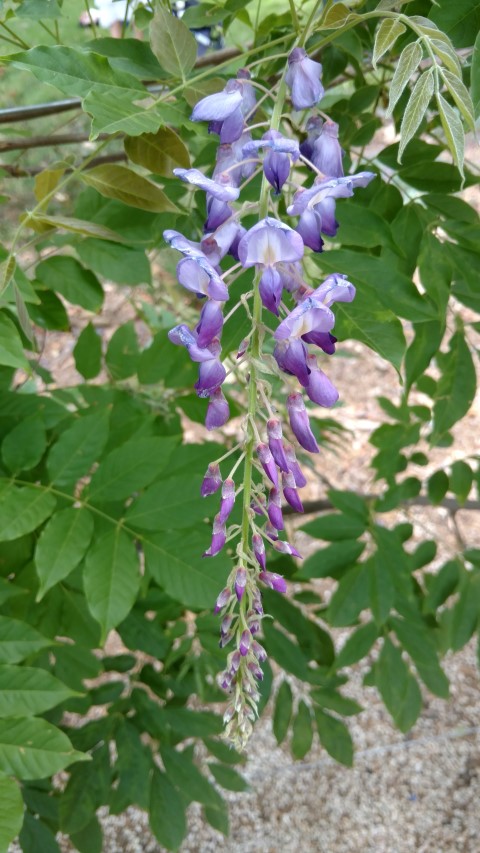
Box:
[0,0,479,849]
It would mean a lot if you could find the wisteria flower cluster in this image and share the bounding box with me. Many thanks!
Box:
[165,46,375,748]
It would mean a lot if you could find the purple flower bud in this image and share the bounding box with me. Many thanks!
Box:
[224,703,235,723]
[248,618,261,635]
[237,337,249,359]
[191,85,244,123]
[282,471,304,513]
[300,115,324,162]
[259,570,287,593]
[173,168,240,201]
[285,445,307,488]
[296,208,324,253]
[285,47,324,111]
[205,388,230,430]
[267,419,290,472]
[252,589,264,614]
[311,272,356,307]
[219,631,234,648]
[218,670,232,690]
[205,197,232,232]
[218,478,235,523]
[243,129,300,160]
[247,661,264,680]
[214,586,231,613]
[251,494,266,516]
[265,522,279,542]
[257,443,279,487]
[234,566,247,601]
[305,355,339,407]
[203,514,226,558]
[311,120,344,177]
[201,462,222,497]
[239,629,251,656]
[252,532,266,570]
[196,300,224,349]
[195,356,227,398]
[259,267,283,315]
[252,640,267,662]
[273,339,310,386]
[267,487,284,531]
[287,393,319,453]
[221,613,235,636]
[273,540,302,558]
[176,257,229,302]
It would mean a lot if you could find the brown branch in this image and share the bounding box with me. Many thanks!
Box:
[0,132,111,152]
[1,151,126,177]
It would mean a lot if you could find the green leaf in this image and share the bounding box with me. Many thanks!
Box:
[125,474,205,530]
[0,773,23,853]
[0,718,87,780]
[0,666,75,717]
[59,745,110,835]
[392,617,449,699]
[47,408,110,488]
[430,38,462,75]
[291,700,313,760]
[369,550,395,626]
[160,745,224,809]
[70,815,102,853]
[0,617,52,665]
[0,314,30,371]
[327,562,370,627]
[28,289,69,332]
[208,763,249,792]
[19,814,60,853]
[424,559,460,611]
[405,320,444,390]
[387,41,423,116]
[373,19,406,68]
[262,623,310,680]
[301,513,366,542]
[87,436,176,503]
[335,202,394,249]
[327,489,369,522]
[25,214,124,242]
[310,689,362,717]
[428,470,449,504]
[83,86,167,139]
[2,413,46,472]
[321,1,359,28]
[105,321,140,380]
[299,540,365,580]
[76,239,151,285]
[203,738,245,766]
[143,531,223,610]
[203,802,229,837]
[334,621,379,670]
[125,126,190,175]
[472,31,480,118]
[0,483,55,542]
[0,255,16,296]
[111,721,152,813]
[150,5,197,79]
[376,637,422,732]
[432,330,476,439]
[81,164,178,213]
[35,508,94,599]
[273,680,293,744]
[314,708,353,766]
[450,574,480,651]
[440,68,475,130]
[399,69,435,161]
[35,256,103,312]
[436,93,465,177]
[7,45,145,98]
[74,323,102,380]
[84,528,139,642]
[430,0,480,49]
[449,460,473,504]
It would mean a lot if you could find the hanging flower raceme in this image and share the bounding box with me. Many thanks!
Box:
[163,45,375,749]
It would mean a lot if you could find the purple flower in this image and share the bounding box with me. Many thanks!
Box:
[273,540,302,558]
[258,267,283,316]
[195,347,227,397]
[300,115,323,162]
[285,47,324,111]
[205,388,230,430]
[267,487,284,531]
[243,130,300,194]
[282,471,304,513]
[196,300,224,348]
[201,221,241,266]
[296,208,324,252]
[214,586,231,613]
[252,533,266,570]
[247,661,263,680]
[173,168,240,201]
[274,296,335,342]
[218,478,235,523]
[239,629,251,656]
[288,173,376,217]
[203,514,226,557]
[267,419,290,473]
[259,571,287,593]
[238,218,304,269]
[273,338,310,386]
[311,272,356,306]
[235,567,247,601]
[252,640,267,662]
[300,118,344,177]
[191,75,256,144]
[256,443,279,487]
[284,445,307,488]
[287,393,319,453]
[176,257,229,302]
[201,462,222,497]
[305,355,339,407]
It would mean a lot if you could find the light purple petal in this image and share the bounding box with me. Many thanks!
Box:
[196,300,224,348]
[259,267,283,315]
[285,48,324,111]
[287,393,319,453]
[274,296,335,340]
[305,356,339,407]
[295,208,324,252]
[191,88,243,122]
[174,167,240,201]
[205,388,230,430]
[237,218,304,268]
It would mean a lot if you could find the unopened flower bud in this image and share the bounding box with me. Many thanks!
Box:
[203,514,226,557]
[218,478,235,523]
[214,586,231,613]
[287,393,319,453]
[257,442,279,486]
[284,444,307,487]
[252,532,266,570]
[239,629,251,656]
[201,463,222,497]
[252,640,267,662]
[234,566,247,601]
[267,487,284,531]
[282,471,304,513]
[259,570,288,593]
[267,419,290,472]
[273,539,302,558]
